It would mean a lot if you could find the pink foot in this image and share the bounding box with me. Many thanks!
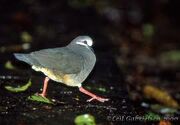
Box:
[39,77,50,97]
[39,93,46,97]
[79,87,109,103]
[87,96,109,102]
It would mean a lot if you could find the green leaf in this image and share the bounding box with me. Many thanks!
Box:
[5,79,32,92]
[28,94,53,104]
[74,114,96,125]
[4,61,16,70]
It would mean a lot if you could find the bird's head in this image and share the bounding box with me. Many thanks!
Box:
[69,36,93,49]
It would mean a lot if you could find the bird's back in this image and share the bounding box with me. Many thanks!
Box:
[14,46,96,87]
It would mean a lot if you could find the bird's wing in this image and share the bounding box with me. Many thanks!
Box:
[30,47,84,74]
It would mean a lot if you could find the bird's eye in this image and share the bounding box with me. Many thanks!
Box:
[83,40,88,45]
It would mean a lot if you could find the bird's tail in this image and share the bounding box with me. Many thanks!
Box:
[14,53,34,65]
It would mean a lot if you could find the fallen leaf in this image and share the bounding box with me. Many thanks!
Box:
[28,94,53,104]
[143,85,179,108]
[5,79,32,92]
[74,114,96,125]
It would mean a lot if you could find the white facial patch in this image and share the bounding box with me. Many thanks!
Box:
[86,38,93,46]
[76,41,88,47]
[76,38,93,47]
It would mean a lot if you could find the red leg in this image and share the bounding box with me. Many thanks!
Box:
[39,77,50,97]
[79,87,109,102]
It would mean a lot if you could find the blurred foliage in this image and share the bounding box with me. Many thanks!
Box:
[74,114,96,125]
[5,79,32,93]
[150,104,177,114]
[4,61,16,70]
[160,50,180,65]
[143,85,179,108]
[85,85,109,93]
[143,23,155,39]
[28,94,53,104]
[0,43,31,53]
[21,31,32,43]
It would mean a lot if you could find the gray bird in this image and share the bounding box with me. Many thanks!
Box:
[14,36,109,102]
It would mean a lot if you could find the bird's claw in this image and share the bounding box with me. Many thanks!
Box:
[87,96,109,102]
